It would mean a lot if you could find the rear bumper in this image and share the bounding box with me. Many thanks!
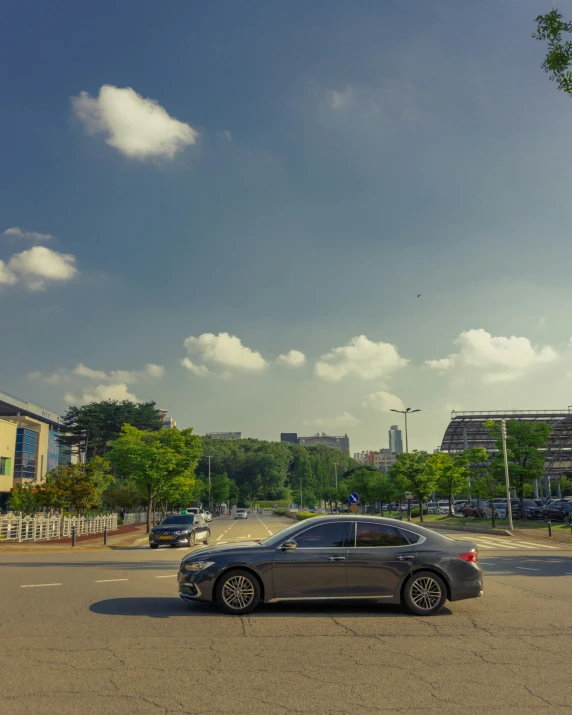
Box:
[449,581,483,602]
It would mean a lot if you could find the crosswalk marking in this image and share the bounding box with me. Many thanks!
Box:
[453,535,559,550]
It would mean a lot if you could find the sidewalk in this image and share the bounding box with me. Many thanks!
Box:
[0,524,148,552]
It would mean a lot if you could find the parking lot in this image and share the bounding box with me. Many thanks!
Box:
[0,514,571,714]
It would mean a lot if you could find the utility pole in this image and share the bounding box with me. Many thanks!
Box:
[501,420,513,531]
[300,479,303,509]
[333,462,338,489]
[205,455,212,512]
[390,407,421,453]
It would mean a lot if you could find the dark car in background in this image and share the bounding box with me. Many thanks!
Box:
[542,500,572,523]
[149,514,210,549]
[178,515,483,616]
[510,499,544,520]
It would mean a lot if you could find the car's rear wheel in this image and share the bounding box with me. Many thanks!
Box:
[150,544,159,549]
[404,571,447,616]
[189,532,195,547]
[215,569,260,615]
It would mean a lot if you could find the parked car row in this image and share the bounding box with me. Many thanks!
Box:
[462,498,571,522]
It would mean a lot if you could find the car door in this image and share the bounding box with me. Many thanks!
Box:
[346,522,419,598]
[272,521,353,599]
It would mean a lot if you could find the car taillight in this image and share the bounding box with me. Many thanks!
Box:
[458,551,478,563]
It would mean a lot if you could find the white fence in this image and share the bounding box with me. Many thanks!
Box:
[0,514,118,542]
[123,512,161,525]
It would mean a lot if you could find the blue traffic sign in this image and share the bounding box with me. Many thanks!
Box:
[348,492,359,504]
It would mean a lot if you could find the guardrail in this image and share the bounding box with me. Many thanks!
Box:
[0,514,118,542]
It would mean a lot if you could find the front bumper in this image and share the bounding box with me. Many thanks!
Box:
[178,568,216,602]
[150,533,192,546]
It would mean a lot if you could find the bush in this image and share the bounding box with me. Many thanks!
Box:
[296,511,316,521]
[273,509,287,516]
[410,507,428,518]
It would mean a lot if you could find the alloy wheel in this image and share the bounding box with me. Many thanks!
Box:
[221,575,255,611]
[410,577,442,612]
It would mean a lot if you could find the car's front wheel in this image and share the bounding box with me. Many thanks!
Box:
[188,532,195,547]
[203,534,210,545]
[215,568,261,615]
[403,571,447,616]
[150,544,159,549]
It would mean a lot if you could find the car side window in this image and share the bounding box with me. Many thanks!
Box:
[399,529,421,545]
[355,523,410,547]
[293,522,352,548]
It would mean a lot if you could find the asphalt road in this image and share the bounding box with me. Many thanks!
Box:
[0,515,571,714]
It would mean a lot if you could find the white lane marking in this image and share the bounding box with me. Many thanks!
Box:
[155,575,177,579]
[247,534,251,538]
[255,513,273,535]
[453,536,558,550]
[21,583,62,588]
[479,562,495,565]
[216,520,237,541]
[515,567,539,571]
[95,578,129,583]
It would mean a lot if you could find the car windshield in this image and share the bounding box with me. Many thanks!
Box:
[260,519,319,547]
[160,515,194,525]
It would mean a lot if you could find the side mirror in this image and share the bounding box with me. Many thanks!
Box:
[281,540,297,551]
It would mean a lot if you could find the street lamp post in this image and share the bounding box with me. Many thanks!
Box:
[333,462,338,489]
[500,420,514,531]
[205,455,212,512]
[390,408,421,453]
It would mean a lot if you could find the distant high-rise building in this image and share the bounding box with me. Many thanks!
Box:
[298,433,350,454]
[280,433,299,444]
[388,425,403,454]
[158,409,176,429]
[205,432,242,441]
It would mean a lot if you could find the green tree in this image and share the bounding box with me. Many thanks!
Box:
[391,451,440,523]
[211,472,231,510]
[435,452,470,516]
[59,400,163,463]
[533,9,572,97]
[462,448,499,527]
[108,425,202,532]
[7,484,37,514]
[102,480,142,511]
[485,419,551,520]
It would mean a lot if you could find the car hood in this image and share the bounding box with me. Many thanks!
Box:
[181,540,264,561]
[152,524,193,532]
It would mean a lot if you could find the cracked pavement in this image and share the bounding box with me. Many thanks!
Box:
[0,516,571,714]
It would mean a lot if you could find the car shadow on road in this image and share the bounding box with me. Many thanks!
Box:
[90,597,452,619]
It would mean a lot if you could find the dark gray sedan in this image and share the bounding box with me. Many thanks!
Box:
[149,514,210,549]
[178,516,482,616]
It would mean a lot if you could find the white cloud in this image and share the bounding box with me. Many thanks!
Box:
[314,335,408,382]
[183,332,267,375]
[219,130,232,141]
[303,412,361,428]
[65,383,139,405]
[328,87,353,110]
[363,391,405,413]
[73,362,164,383]
[426,328,559,383]
[276,350,306,367]
[7,246,77,290]
[71,85,198,160]
[181,358,212,377]
[145,363,164,378]
[4,227,53,241]
[28,370,66,385]
[0,260,18,285]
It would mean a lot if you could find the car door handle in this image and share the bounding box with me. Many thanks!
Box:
[328,556,346,561]
[396,554,416,561]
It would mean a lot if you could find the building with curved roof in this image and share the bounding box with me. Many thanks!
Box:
[440,409,572,479]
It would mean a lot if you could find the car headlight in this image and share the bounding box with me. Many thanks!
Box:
[182,561,215,572]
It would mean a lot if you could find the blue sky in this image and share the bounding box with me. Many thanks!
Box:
[2,0,572,454]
